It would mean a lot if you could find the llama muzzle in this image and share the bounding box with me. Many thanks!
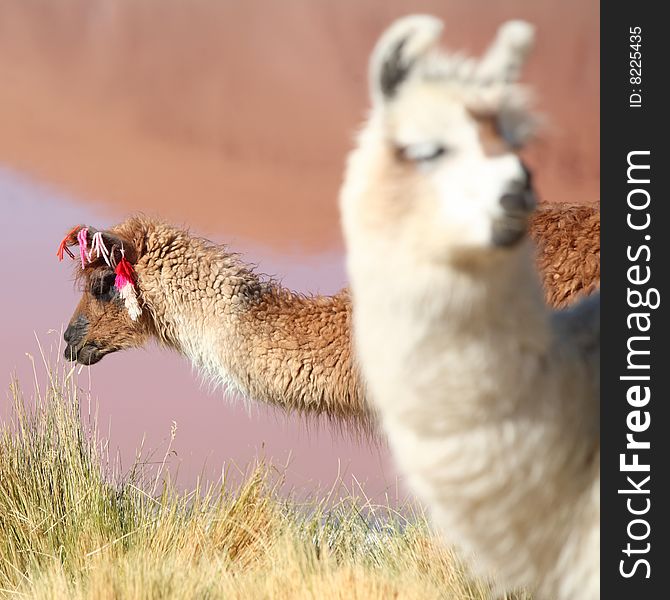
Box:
[63,315,106,365]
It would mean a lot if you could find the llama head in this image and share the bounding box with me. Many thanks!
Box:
[342,15,538,267]
[58,223,151,365]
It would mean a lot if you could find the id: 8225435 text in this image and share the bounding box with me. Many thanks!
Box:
[629,26,643,108]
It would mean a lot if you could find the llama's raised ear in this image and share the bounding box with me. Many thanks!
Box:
[475,20,535,84]
[369,15,443,106]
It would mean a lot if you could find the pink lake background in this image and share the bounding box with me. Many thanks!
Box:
[0,0,598,501]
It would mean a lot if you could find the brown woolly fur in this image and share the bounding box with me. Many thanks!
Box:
[60,208,598,432]
[532,205,600,308]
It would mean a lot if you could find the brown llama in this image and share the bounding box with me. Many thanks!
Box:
[58,208,598,429]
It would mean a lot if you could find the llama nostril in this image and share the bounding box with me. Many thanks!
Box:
[64,315,89,345]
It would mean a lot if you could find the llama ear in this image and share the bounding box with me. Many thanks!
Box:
[95,229,139,266]
[57,225,138,268]
[475,20,535,84]
[369,15,443,106]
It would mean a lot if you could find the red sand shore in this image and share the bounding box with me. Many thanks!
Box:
[0,0,599,251]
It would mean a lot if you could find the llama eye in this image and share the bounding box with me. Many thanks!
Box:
[396,142,448,163]
[91,273,117,301]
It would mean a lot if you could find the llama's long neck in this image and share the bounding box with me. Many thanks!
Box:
[134,224,369,429]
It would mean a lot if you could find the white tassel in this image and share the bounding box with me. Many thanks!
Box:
[119,283,142,321]
[90,231,112,266]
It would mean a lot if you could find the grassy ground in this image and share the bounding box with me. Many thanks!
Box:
[0,361,530,599]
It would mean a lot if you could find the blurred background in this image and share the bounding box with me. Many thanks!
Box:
[0,0,598,498]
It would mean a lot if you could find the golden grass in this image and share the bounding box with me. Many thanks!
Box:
[0,359,531,599]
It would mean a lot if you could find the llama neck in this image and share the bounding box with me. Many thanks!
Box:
[135,225,369,429]
[385,243,549,351]
[228,286,367,426]
[354,242,564,427]
[436,246,550,346]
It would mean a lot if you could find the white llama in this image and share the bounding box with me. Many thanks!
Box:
[340,16,599,600]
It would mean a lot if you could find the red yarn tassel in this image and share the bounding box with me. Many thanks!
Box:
[56,226,81,261]
[115,255,141,320]
[114,256,136,286]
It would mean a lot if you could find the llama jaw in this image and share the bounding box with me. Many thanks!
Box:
[64,342,112,365]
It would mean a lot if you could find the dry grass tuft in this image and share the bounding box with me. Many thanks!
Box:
[0,357,532,599]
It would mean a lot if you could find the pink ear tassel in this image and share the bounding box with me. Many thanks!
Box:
[77,227,89,269]
[114,249,141,321]
[90,232,112,267]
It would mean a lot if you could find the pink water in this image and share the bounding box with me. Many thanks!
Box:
[0,167,398,500]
